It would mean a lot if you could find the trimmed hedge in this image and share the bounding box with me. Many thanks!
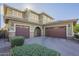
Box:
[10,36,25,47]
[11,44,61,56]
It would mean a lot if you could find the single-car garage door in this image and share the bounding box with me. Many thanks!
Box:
[45,26,66,38]
[16,25,29,38]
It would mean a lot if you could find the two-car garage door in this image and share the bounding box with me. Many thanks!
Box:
[16,25,29,38]
[45,26,66,38]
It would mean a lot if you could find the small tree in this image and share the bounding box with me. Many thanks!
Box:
[0,29,9,39]
[74,24,79,33]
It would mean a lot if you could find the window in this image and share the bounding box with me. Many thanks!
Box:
[12,10,17,17]
[29,12,39,23]
[7,8,12,16]
[17,12,22,18]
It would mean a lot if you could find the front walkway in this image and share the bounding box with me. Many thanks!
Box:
[0,39,11,56]
[24,37,79,56]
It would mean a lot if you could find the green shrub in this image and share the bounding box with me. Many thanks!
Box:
[74,24,79,33]
[11,44,60,56]
[0,29,8,39]
[10,36,25,47]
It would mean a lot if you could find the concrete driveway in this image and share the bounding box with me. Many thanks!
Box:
[24,37,79,56]
[0,39,11,56]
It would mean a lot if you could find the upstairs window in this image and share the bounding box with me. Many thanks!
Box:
[7,8,12,16]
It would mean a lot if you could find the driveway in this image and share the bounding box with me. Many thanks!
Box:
[0,39,11,56]
[24,37,79,56]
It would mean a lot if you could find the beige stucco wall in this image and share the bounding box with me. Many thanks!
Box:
[8,20,43,38]
[5,7,23,18]
[66,23,74,38]
[6,18,74,39]
[28,12,39,23]
[25,10,40,24]
[4,5,54,25]
[24,10,53,25]
[42,15,53,24]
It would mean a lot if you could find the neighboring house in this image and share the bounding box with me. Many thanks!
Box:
[2,4,78,39]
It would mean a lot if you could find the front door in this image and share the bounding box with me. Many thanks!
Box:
[34,27,41,37]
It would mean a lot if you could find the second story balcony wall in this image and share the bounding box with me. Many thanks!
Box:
[24,9,40,24]
[28,12,39,23]
[4,6,23,19]
[39,13,54,24]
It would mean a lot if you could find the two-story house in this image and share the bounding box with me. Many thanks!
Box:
[3,4,78,39]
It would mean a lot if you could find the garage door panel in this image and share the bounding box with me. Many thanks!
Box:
[16,25,29,38]
[45,26,66,38]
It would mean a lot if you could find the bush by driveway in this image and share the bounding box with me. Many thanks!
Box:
[11,44,60,56]
[10,36,25,47]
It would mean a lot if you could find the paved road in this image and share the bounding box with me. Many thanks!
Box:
[24,37,79,56]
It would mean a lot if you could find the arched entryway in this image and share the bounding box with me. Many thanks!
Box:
[34,27,41,37]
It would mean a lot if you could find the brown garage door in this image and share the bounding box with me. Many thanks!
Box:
[45,26,66,38]
[16,25,29,38]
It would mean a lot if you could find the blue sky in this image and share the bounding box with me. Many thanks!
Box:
[0,3,79,28]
